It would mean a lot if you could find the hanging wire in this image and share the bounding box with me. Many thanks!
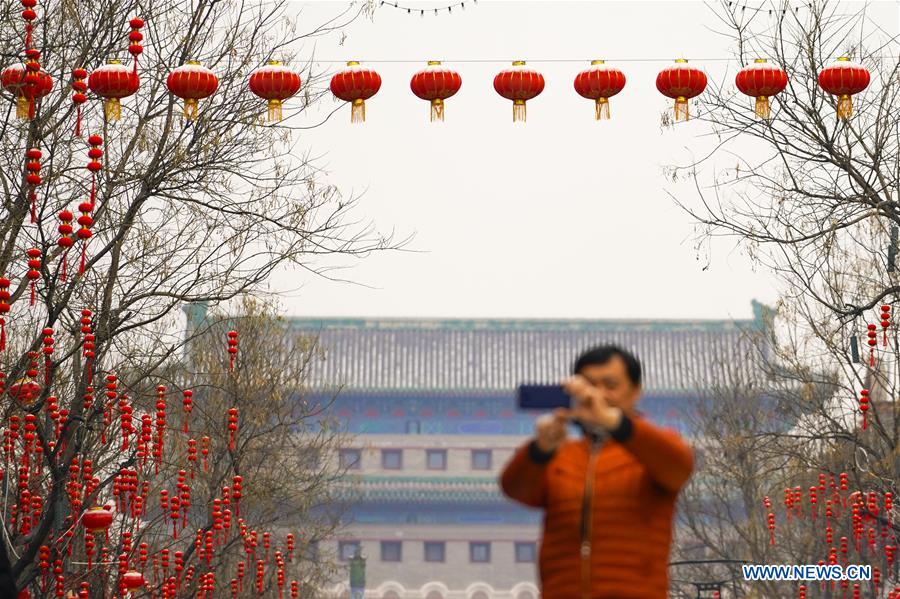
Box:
[379,0,472,16]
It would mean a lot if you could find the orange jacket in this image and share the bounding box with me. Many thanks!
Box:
[499,414,693,599]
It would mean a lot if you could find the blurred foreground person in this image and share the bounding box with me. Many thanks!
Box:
[500,345,694,599]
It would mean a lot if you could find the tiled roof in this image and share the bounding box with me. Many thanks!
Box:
[337,475,505,504]
[283,302,769,394]
[183,301,771,394]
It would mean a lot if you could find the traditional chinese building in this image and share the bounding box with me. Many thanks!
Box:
[280,302,771,599]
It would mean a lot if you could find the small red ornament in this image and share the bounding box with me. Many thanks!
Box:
[81,309,94,384]
[57,210,74,281]
[88,60,140,121]
[248,60,302,122]
[818,57,870,120]
[25,147,41,222]
[735,59,787,119]
[227,330,238,371]
[493,61,545,123]
[859,389,870,430]
[71,68,88,136]
[330,61,381,123]
[86,134,103,205]
[574,60,626,120]
[410,61,462,122]
[867,323,878,366]
[26,248,41,305]
[166,61,219,120]
[0,277,10,350]
[21,0,37,49]
[42,327,53,383]
[656,58,707,122]
[128,18,144,74]
[881,304,891,346]
[201,435,210,472]
[76,201,94,275]
[227,407,238,450]
[183,389,193,433]
[767,512,776,545]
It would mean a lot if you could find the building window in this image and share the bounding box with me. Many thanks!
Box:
[471,449,492,470]
[424,541,445,562]
[381,541,402,562]
[515,541,536,563]
[427,449,447,470]
[382,449,403,470]
[339,449,361,470]
[338,541,360,562]
[405,419,421,434]
[470,542,491,563]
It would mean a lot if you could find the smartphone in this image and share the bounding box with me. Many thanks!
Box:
[517,384,571,410]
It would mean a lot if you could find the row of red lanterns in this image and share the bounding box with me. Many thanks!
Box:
[330,56,869,123]
[1,54,871,128]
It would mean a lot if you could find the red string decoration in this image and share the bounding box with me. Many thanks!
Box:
[21,0,37,49]
[0,277,8,350]
[57,209,74,281]
[233,475,243,518]
[881,304,891,346]
[155,385,166,473]
[201,436,209,472]
[859,389,869,430]
[128,18,144,75]
[227,408,238,451]
[76,202,94,275]
[227,330,238,371]
[81,309,94,384]
[867,324,878,366]
[23,49,45,120]
[25,248,40,305]
[87,135,102,205]
[41,327,53,383]
[25,148,41,223]
[183,389,193,433]
[71,69,87,136]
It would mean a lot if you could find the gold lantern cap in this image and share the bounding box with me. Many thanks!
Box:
[591,59,605,65]
[754,58,768,63]
[347,60,360,66]
[427,60,441,65]
[512,60,526,66]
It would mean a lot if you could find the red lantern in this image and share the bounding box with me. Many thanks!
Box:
[493,61,544,123]
[21,0,37,49]
[574,60,626,120]
[76,201,94,275]
[122,570,144,590]
[57,210,74,281]
[0,276,8,350]
[71,68,88,136]
[248,60,302,122]
[82,506,113,534]
[86,134,103,205]
[227,330,238,371]
[1,59,52,120]
[166,61,218,120]
[859,389,870,430]
[42,328,53,384]
[881,304,891,346]
[818,57,870,119]
[735,58,787,120]
[25,147,41,223]
[867,323,878,366]
[330,61,381,123]
[88,60,140,121]
[183,389,193,433]
[9,379,40,405]
[767,512,776,545]
[656,58,707,122]
[26,247,40,305]
[410,61,462,122]
[227,407,238,450]
[128,18,144,74]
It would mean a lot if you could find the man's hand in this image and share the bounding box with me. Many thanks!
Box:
[534,408,569,453]
[561,375,623,430]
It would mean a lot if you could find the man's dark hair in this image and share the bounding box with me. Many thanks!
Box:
[573,344,642,386]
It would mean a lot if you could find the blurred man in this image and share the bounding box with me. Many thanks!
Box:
[500,345,694,599]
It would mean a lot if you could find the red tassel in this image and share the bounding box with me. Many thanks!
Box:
[79,244,86,274]
[45,357,50,384]
[87,359,92,385]
[230,356,235,371]
[30,192,36,223]
[0,319,5,351]
[863,413,868,430]
[25,24,32,49]
[30,282,35,306]
[870,349,875,367]
[74,107,81,137]
[884,331,888,346]
[61,250,68,282]
[90,177,95,205]
[28,99,35,120]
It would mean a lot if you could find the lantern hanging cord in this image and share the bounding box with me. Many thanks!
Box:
[297,54,895,64]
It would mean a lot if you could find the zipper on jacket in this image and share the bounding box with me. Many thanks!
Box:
[580,437,601,599]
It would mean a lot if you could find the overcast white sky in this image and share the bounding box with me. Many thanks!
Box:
[267,0,899,321]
